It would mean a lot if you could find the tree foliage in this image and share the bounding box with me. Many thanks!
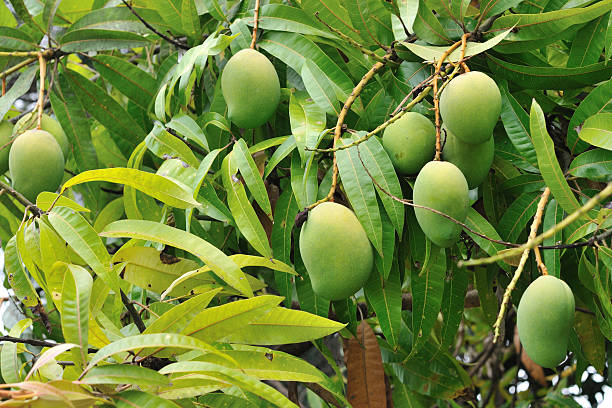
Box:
[0,0,611,407]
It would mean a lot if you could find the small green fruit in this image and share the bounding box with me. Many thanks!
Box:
[441,125,494,189]
[0,121,14,174]
[14,112,70,158]
[299,202,373,300]
[517,275,575,368]
[221,48,280,129]
[9,129,65,202]
[382,112,436,175]
[440,71,501,144]
[413,161,468,248]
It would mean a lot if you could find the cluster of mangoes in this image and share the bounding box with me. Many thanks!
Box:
[383,71,500,248]
[0,113,68,202]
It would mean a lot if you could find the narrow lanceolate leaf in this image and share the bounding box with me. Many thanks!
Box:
[145,122,200,167]
[344,321,387,407]
[498,192,541,243]
[0,27,37,50]
[61,264,93,367]
[579,113,612,151]
[569,148,612,182]
[4,236,38,307]
[222,153,273,258]
[101,220,253,297]
[358,136,404,236]
[271,190,299,307]
[223,307,346,345]
[25,343,79,381]
[245,4,336,38]
[568,79,612,154]
[567,14,608,68]
[49,207,120,294]
[166,114,210,152]
[463,208,510,272]
[0,65,36,120]
[1,318,32,383]
[543,199,563,278]
[336,139,383,255]
[289,90,326,161]
[93,55,157,110]
[364,262,402,349]
[233,139,272,217]
[301,60,341,116]
[60,29,152,51]
[530,100,581,214]
[83,364,169,386]
[411,243,446,356]
[114,391,182,408]
[440,260,469,350]
[499,81,538,169]
[61,168,199,209]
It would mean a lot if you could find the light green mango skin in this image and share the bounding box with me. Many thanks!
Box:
[382,112,436,175]
[0,121,14,174]
[413,161,468,248]
[221,48,280,129]
[9,130,65,202]
[441,125,494,189]
[14,112,70,158]
[517,275,575,368]
[299,202,373,301]
[440,71,501,145]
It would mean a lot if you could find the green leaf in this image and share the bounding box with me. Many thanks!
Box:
[568,148,612,182]
[574,304,606,374]
[289,90,326,161]
[166,114,210,152]
[83,364,169,386]
[101,220,253,297]
[607,10,612,62]
[345,0,394,47]
[49,207,119,294]
[92,55,157,111]
[397,0,419,32]
[364,261,402,349]
[0,65,36,121]
[233,138,272,217]
[223,307,346,345]
[578,112,612,150]
[543,199,563,278]
[336,139,383,255]
[1,319,32,383]
[222,153,272,258]
[61,168,200,209]
[145,122,200,167]
[264,136,296,178]
[530,100,581,215]
[463,208,509,271]
[412,0,451,45]
[114,391,182,408]
[245,4,337,39]
[498,192,541,243]
[36,192,90,213]
[69,6,156,33]
[568,79,612,155]
[60,29,151,52]
[440,260,468,350]
[4,236,39,307]
[0,27,37,50]
[300,59,341,116]
[61,264,93,368]
[410,242,445,356]
[567,13,608,67]
[499,81,538,169]
[271,190,299,307]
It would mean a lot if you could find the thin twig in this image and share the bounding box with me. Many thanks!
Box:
[493,188,550,343]
[121,0,189,50]
[0,57,37,80]
[533,245,548,275]
[0,180,43,217]
[120,290,147,333]
[303,383,343,408]
[0,336,98,354]
[250,0,261,49]
[36,53,46,130]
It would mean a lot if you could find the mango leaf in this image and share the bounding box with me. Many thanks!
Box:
[498,192,541,243]
[567,79,612,154]
[222,153,272,258]
[68,6,154,33]
[166,114,210,152]
[568,148,612,182]
[578,112,612,150]
[61,168,200,209]
[567,13,608,67]
[440,259,469,350]
[223,307,346,345]
[233,139,272,217]
[4,236,38,307]
[83,364,169,386]
[530,100,581,214]
[301,60,341,116]
[61,264,93,368]
[0,65,36,121]
[397,0,419,32]
[25,343,79,381]
[245,4,336,38]
[264,135,296,178]
[364,260,402,349]
[410,243,445,356]
[114,391,182,408]
[499,81,538,169]
[345,0,393,47]
[0,27,37,50]
[36,192,90,213]
[543,199,563,278]
[412,0,451,44]
[145,122,200,167]
[574,308,606,374]
[289,90,326,161]
[1,318,32,383]
[101,220,253,297]
[336,139,383,255]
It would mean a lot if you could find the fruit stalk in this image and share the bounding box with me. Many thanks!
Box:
[492,188,550,342]
[250,0,261,49]
[458,181,612,267]
[36,53,46,130]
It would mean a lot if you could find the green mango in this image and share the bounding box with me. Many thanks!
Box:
[221,48,280,129]
[440,71,501,145]
[14,112,70,159]
[517,275,575,368]
[441,125,494,189]
[413,161,468,248]
[382,112,436,175]
[9,129,65,202]
[299,202,373,300]
[0,121,14,174]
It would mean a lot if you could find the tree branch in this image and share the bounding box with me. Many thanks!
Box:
[120,0,189,50]
[0,180,44,217]
[0,336,98,354]
[120,290,147,333]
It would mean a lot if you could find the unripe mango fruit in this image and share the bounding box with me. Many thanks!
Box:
[299,202,373,300]
[440,71,501,145]
[413,161,468,248]
[517,275,575,368]
[9,129,65,202]
[14,112,70,158]
[0,121,14,174]
[441,125,494,189]
[221,48,280,129]
[382,112,436,175]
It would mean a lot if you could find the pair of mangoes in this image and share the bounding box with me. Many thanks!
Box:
[221,48,280,129]
[1,113,69,202]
